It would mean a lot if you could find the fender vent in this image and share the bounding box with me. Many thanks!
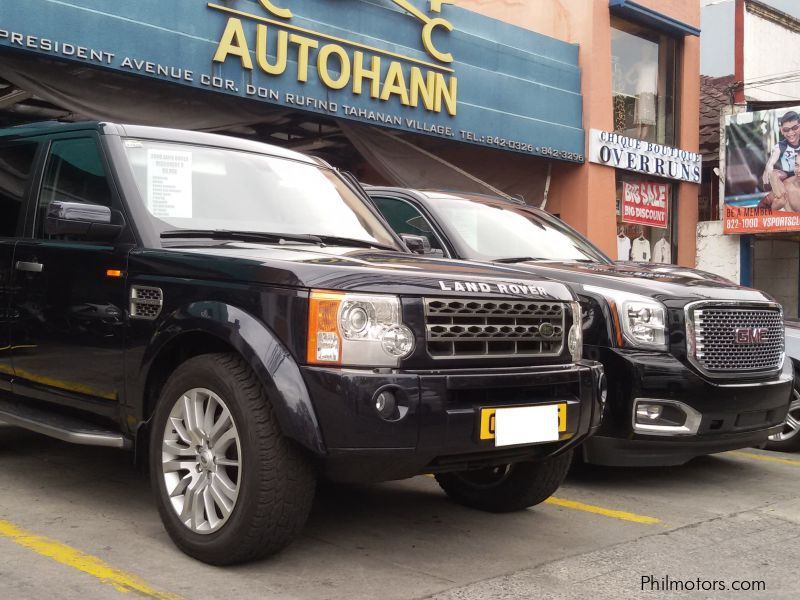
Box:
[130,286,163,320]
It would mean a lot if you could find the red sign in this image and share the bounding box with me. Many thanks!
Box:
[724,205,800,234]
[621,182,669,229]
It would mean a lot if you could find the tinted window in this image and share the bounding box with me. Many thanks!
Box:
[0,142,37,237]
[371,196,444,253]
[37,138,112,238]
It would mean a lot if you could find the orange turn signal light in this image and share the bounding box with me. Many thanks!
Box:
[607,299,624,347]
[106,269,124,278]
[307,291,343,365]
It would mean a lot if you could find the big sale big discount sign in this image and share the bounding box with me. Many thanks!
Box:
[621,182,669,229]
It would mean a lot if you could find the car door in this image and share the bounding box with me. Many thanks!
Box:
[0,139,39,393]
[10,135,131,416]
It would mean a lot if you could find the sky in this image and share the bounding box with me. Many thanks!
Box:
[700,0,800,77]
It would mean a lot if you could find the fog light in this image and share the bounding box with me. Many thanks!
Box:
[632,399,701,436]
[636,404,664,422]
[375,390,397,419]
[381,325,414,358]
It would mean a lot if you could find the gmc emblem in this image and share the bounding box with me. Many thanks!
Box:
[735,327,768,344]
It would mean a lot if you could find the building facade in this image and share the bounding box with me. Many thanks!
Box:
[0,0,700,265]
[699,0,800,317]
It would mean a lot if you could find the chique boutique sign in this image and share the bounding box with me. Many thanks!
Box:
[588,130,702,183]
[0,0,586,161]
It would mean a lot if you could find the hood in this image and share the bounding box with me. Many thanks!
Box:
[135,243,575,301]
[488,260,773,305]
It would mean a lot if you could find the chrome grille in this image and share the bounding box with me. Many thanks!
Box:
[130,286,163,320]
[424,298,566,358]
[687,304,784,376]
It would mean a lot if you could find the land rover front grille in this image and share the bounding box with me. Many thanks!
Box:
[424,298,566,358]
[687,304,784,376]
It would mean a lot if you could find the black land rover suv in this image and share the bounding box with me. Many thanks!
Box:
[0,123,603,565]
[367,188,793,467]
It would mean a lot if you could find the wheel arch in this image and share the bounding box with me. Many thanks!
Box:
[135,301,325,457]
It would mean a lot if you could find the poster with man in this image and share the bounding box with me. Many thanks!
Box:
[724,107,800,233]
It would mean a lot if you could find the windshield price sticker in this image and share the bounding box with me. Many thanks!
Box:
[147,149,193,218]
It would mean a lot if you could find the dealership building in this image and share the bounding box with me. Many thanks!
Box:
[0,0,700,265]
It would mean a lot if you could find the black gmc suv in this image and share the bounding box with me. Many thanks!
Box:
[367,188,793,467]
[0,122,603,564]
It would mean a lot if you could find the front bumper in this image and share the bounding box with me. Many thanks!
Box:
[582,347,793,467]
[301,361,604,482]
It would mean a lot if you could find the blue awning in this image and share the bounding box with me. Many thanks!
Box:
[609,0,701,37]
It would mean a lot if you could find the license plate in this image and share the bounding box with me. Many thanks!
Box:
[479,404,567,447]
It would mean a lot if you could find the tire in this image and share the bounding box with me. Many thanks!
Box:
[149,353,316,565]
[765,379,800,453]
[434,450,572,513]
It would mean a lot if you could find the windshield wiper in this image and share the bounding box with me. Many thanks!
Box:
[494,256,546,264]
[309,234,398,252]
[160,229,398,252]
[160,229,324,246]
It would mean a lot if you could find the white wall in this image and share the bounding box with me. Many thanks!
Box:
[696,221,740,282]
[744,7,800,102]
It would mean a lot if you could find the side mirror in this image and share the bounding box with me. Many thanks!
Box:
[400,234,432,255]
[45,201,124,241]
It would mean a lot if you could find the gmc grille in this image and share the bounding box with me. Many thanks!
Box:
[687,304,784,376]
[424,298,566,359]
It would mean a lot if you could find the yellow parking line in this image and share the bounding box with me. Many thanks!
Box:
[544,497,662,525]
[726,451,800,467]
[0,520,181,599]
[422,475,661,525]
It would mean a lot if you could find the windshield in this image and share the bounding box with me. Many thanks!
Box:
[428,195,609,263]
[122,139,399,249]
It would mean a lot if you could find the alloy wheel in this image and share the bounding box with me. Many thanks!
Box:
[161,388,242,534]
[769,388,800,443]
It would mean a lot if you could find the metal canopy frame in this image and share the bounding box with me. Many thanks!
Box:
[609,0,701,37]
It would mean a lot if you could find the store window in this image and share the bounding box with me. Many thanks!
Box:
[615,173,676,264]
[611,18,678,146]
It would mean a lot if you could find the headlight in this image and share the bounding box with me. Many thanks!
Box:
[583,286,668,350]
[621,299,667,348]
[307,291,415,366]
[568,301,583,361]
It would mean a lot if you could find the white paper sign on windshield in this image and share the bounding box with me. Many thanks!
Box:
[147,149,193,218]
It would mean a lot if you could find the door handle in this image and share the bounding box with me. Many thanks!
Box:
[15,261,44,273]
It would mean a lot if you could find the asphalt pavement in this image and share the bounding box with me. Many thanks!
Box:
[1,424,798,599]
